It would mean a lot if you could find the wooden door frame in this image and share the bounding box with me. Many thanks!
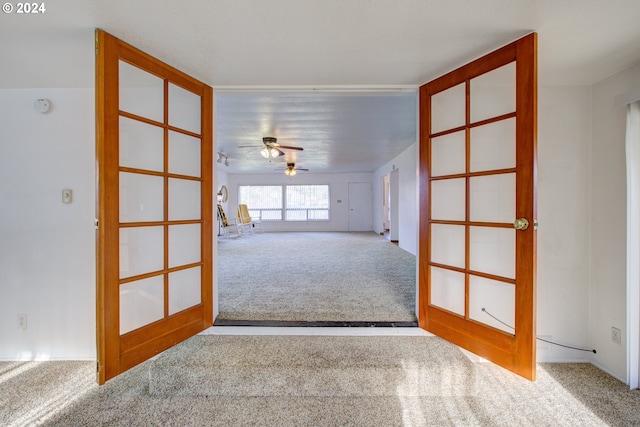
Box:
[418,33,537,380]
[95,29,213,384]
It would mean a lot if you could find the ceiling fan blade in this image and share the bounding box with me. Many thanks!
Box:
[275,145,304,151]
[297,168,310,171]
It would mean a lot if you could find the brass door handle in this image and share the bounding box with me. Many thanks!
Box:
[513,218,530,230]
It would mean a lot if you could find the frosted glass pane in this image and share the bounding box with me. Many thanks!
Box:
[119,61,164,122]
[469,227,515,279]
[470,118,515,172]
[431,131,465,176]
[431,178,465,221]
[469,173,515,223]
[119,226,164,278]
[169,131,201,177]
[169,224,201,268]
[431,83,465,134]
[430,267,465,316]
[169,179,201,220]
[431,224,465,269]
[470,62,515,123]
[120,172,164,222]
[469,275,515,335]
[119,117,164,172]
[120,275,164,334]
[169,83,201,134]
[169,267,201,315]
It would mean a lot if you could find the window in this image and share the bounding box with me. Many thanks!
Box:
[286,185,329,220]
[238,185,282,220]
[238,184,330,221]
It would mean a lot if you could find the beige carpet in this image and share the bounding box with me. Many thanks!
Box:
[216,232,417,322]
[2,334,640,426]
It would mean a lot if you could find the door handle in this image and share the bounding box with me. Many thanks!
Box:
[513,218,529,230]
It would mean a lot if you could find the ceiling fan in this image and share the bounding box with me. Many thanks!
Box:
[281,163,309,176]
[246,137,304,159]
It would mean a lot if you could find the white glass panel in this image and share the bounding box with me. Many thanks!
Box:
[119,60,164,122]
[469,227,515,279]
[470,118,516,172]
[119,116,164,172]
[169,267,201,315]
[168,83,201,134]
[469,173,515,223]
[120,172,164,222]
[120,275,164,334]
[431,224,465,269]
[169,179,201,221]
[469,275,515,335]
[169,131,201,177]
[430,267,465,316]
[431,131,465,176]
[431,83,465,134]
[431,178,465,221]
[119,226,164,278]
[470,62,516,123]
[169,224,201,268]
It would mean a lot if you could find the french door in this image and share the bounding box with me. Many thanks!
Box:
[419,34,537,380]
[96,30,213,384]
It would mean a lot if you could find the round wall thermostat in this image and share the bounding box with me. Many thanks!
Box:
[34,98,51,113]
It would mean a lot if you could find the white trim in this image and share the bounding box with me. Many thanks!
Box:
[626,100,640,390]
[213,85,418,94]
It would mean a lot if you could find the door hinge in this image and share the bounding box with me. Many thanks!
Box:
[96,361,100,373]
[94,219,99,230]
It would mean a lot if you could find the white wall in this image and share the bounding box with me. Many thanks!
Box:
[590,62,640,381]
[0,88,96,360]
[227,172,373,232]
[536,86,592,363]
[373,143,418,256]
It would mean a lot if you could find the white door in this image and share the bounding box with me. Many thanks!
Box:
[348,182,373,231]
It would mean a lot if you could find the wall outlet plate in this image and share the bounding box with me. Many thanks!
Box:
[611,327,621,345]
[62,189,72,204]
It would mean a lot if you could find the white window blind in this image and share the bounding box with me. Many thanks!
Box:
[238,184,330,221]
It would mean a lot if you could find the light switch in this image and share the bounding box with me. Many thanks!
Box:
[62,189,73,204]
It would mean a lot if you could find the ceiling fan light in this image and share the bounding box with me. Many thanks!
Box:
[270,148,280,158]
[260,148,269,159]
[290,169,297,176]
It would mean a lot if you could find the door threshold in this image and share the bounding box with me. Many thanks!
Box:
[213,319,418,328]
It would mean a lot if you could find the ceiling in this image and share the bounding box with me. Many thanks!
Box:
[3,0,640,173]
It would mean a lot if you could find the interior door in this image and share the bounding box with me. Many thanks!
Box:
[348,182,373,231]
[418,34,537,380]
[96,30,213,384]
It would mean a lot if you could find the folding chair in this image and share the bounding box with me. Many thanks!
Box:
[217,204,242,237]
[237,204,263,233]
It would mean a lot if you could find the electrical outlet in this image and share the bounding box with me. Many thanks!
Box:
[611,327,621,345]
[18,314,27,330]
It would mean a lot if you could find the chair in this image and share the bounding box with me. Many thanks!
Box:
[217,204,242,237]
[237,204,263,233]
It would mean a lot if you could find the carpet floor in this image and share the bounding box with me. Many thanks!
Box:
[216,232,417,322]
[2,333,640,426]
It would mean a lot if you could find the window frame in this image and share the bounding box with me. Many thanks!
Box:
[237,184,331,222]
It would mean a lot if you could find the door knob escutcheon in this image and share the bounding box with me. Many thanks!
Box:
[513,218,530,230]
